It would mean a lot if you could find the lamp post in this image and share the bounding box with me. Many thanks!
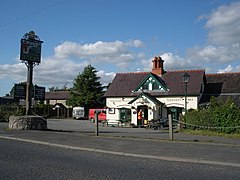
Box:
[182,72,190,114]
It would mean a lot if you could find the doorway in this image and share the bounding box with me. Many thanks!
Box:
[137,105,148,126]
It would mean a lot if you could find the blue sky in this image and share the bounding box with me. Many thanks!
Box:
[0,0,240,96]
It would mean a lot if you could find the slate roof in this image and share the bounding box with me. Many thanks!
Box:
[45,91,70,100]
[104,70,205,97]
[0,96,17,105]
[199,72,240,106]
[161,70,205,96]
[205,72,240,94]
[104,72,149,97]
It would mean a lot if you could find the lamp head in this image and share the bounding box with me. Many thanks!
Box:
[182,72,190,84]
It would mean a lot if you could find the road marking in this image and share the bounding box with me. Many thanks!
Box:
[1,135,240,168]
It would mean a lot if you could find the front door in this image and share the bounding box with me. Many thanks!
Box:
[137,105,148,126]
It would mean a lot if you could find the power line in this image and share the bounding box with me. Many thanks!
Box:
[0,0,68,30]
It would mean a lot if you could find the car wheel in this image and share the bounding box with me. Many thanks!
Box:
[90,118,95,123]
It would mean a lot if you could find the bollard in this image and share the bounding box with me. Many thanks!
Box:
[94,111,99,136]
[168,114,174,141]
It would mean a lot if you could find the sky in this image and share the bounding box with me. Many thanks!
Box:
[0,0,240,96]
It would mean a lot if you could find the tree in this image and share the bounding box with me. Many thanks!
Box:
[67,65,104,112]
[8,82,27,96]
[48,83,70,91]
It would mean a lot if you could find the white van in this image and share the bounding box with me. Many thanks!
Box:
[72,107,85,119]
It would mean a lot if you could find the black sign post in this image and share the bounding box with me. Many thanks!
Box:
[14,84,26,99]
[20,31,43,115]
[34,86,45,100]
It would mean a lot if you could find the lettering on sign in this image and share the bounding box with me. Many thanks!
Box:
[14,84,26,99]
[34,86,45,100]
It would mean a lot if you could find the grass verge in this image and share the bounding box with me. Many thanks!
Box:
[182,129,240,139]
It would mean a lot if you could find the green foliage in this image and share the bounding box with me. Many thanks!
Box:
[0,104,24,121]
[67,65,104,111]
[9,82,37,97]
[32,101,54,117]
[184,97,240,133]
[48,84,70,91]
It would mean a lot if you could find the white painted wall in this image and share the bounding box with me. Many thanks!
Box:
[159,96,198,110]
[106,96,199,124]
[106,97,133,124]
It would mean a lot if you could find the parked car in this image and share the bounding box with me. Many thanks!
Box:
[88,109,106,123]
[72,107,85,120]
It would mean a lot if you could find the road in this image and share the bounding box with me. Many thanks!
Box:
[1,138,240,180]
[0,119,240,179]
[46,119,240,145]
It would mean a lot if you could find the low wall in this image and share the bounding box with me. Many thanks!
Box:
[9,116,47,130]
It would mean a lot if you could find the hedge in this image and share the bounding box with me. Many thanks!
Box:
[184,97,240,133]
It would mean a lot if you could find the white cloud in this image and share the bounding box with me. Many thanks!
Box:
[187,43,240,63]
[218,64,233,73]
[34,57,88,87]
[97,70,116,86]
[187,2,240,72]
[236,65,240,71]
[140,53,200,72]
[126,39,144,47]
[0,39,143,92]
[205,2,240,45]
[54,40,143,65]
[138,2,240,75]
[161,53,193,70]
[0,63,26,81]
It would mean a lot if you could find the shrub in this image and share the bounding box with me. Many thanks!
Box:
[0,104,24,122]
[184,97,240,133]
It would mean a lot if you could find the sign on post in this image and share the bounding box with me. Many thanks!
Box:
[34,86,45,100]
[14,84,26,99]
[20,38,43,63]
[20,31,43,115]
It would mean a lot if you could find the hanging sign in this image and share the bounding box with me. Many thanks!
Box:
[20,38,43,63]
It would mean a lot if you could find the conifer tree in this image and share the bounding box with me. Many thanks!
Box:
[67,65,104,112]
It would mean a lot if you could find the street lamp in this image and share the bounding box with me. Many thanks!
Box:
[182,72,190,113]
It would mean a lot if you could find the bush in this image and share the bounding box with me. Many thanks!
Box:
[32,102,54,118]
[0,104,24,122]
[184,97,240,133]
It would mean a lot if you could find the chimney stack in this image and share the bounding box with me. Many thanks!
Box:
[152,56,164,75]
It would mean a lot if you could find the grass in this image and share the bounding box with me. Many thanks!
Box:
[182,129,240,139]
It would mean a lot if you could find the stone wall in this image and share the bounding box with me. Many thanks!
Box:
[9,116,47,130]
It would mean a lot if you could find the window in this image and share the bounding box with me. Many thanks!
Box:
[142,83,148,90]
[152,82,159,90]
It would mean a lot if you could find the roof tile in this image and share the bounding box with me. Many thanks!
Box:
[104,70,205,97]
